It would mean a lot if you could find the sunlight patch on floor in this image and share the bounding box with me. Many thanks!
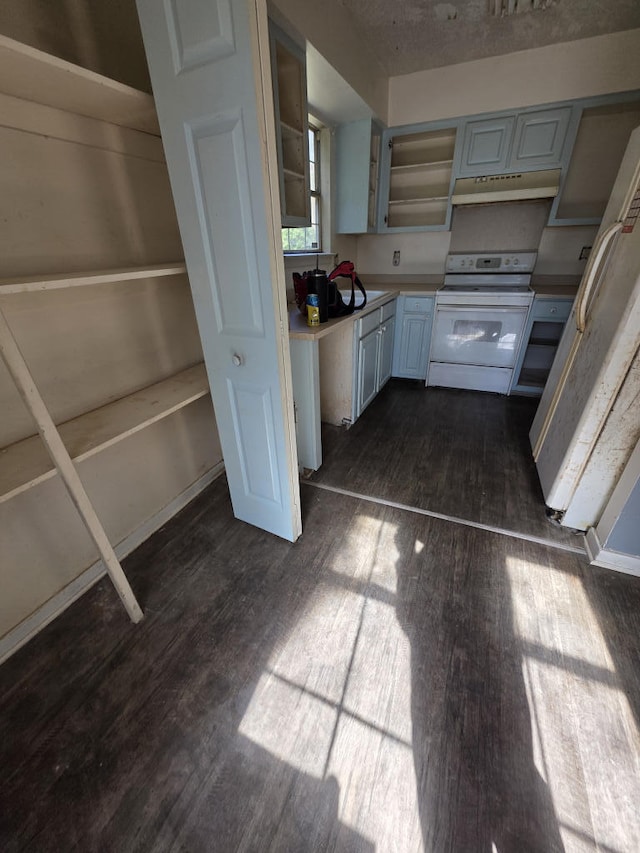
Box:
[239,512,422,849]
[506,554,640,853]
[238,672,337,777]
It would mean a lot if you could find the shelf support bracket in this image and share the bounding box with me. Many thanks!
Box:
[0,306,143,624]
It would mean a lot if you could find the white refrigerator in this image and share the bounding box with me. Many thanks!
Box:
[530,125,640,532]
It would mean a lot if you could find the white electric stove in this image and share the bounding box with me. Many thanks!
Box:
[427,252,536,394]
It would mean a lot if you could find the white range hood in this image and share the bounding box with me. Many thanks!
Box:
[451,169,561,205]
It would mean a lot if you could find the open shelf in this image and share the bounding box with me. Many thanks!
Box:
[387,199,449,228]
[280,120,304,139]
[390,129,456,170]
[517,368,549,388]
[389,184,451,204]
[0,263,187,295]
[391,159,454,173]
[0,363,209,504]
[0,33,159,135]
[385,125,457,229]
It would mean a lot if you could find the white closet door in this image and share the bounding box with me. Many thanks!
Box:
[136,0,301,541]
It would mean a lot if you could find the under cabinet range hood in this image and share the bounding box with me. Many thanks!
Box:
[451,169,561,205]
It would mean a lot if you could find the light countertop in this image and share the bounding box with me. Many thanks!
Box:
[288,290,395,340]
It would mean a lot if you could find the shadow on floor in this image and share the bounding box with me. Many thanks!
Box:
[392,515,566,852]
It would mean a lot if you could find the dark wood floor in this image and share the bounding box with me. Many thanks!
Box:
[313,381,580,548]
[2,387,640,852]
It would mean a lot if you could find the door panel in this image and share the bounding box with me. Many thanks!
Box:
[137,0,301,541]
[358,331,379,415]
[459,116,515,176]
[509,107,571,170]
[399,314,428,377]
[378,316,395,388]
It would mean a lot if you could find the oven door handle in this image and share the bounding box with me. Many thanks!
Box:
[435,304,530,313]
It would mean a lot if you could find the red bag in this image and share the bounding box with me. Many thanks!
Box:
[327,261,367,318]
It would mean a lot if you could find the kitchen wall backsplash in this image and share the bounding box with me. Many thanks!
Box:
[536,224,599,275]
[354,217,597,279]
[355,231,452,275]
[449,201,551,253]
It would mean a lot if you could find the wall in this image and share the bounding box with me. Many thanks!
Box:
[0,0,151,91]
[388,29,640,127]
[270,0,388,123]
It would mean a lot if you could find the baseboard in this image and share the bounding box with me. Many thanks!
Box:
[0,462,225,665]
[585,527,640,577]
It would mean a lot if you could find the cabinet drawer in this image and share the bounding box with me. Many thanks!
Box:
[532,298,573,321]
[403,295,434,314]
[381,299,396,321]
[359,308,382,338]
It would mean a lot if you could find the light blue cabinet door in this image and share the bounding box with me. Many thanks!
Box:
[336,119,379,234]
[395,314,430,378]
[392,296,434,379]
[358,329,379,415]
[378,316,395,388]
[459,116,515,176]
[508,107,572,171]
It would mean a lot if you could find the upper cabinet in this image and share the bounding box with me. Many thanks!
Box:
[459,115,515,176]
[369,93,640,233]
[551,98,640,225]
[335,118,381,234]
[269,24,310,227]
[378,123,458,231]
[510,107,573,171]
[458,106,573,177]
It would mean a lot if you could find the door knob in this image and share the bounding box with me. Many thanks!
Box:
[232,353,243,366]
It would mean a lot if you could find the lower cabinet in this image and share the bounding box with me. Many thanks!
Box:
[511,296,574,395]
[354,299,396,418]
[392,295,434,380]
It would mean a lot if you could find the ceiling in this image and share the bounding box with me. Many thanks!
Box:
[339,0,640,77]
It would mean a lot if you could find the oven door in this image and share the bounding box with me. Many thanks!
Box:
[431,305,529,368]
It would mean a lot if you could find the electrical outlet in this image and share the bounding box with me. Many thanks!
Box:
[393,250,400,267]
[579,246,592,260]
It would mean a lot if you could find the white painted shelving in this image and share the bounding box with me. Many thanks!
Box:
[0,363,209,504]
[0,33,159,134]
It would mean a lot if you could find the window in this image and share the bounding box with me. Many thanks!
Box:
[282,124,321,252]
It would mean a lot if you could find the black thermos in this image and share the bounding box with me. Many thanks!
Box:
[307,269,329,323]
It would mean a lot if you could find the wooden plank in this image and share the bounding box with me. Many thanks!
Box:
[0,363,209,502]
[0,306,143,623]
[0,263,187,294]
[0,34,159,135]
[0,91,166,163]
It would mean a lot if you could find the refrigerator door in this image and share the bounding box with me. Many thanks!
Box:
[530,126,640,522]
[533,213,640,522]
[529,221,621,457]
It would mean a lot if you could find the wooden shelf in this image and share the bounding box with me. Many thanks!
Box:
[388,194,449,206]
[528,338,561,348]
[0,263,187,295]
[391,159,454,173]
[0,363,209,503]
[517,368,549,387]
[0,34,159,135]
[283,167,305,181]
[280,120,304,138]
